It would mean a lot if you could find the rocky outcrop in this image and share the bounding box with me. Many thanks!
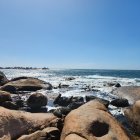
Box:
[61,100,130,140]
[0,107,59,140]
[0,90,12,104]
[27,93,48,109]
[0,71,8,86]
[113,86,140,104]
[1,77,52,92]
[17,127,60,140]
[124,100,140,135]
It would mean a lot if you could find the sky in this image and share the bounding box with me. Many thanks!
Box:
[0,0,140,69]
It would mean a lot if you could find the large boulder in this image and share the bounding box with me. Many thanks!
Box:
[0,71,8,86]
[61,100,130,140]
[17,127,60,140]
[0,107,59,140]
[0,90,12,105]
[27,93,48,109]
[113,86,140,104]
[1,77,52,92]
[124,100,140,135]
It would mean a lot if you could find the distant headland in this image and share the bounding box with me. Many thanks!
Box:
[0,67,49,70]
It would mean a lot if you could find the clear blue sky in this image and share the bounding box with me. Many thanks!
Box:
[0,0,140,69]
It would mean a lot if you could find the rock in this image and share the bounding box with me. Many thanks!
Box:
[58,83,69,88]
[85,95,96,102]
[0,71,8,86]
[16,99,24,108]
[105,82,116,87]
[86,96,110,108]
[0,107,59,140]
[110,98,129,107]
[53,107,71,118]
[113,86,140,104]
[27,93,48,109]
[72,96,84,103]
[124,100,140,135]
[61,100,130,140]
[11,76,29,81]
[17,127,60,140]
[68,102,84,110]
[65,77,75,81]
[54,94,73,106]
[0,90,12,105]
[1,85,17,93]
[1,77,52,92]
[115,83,121,88]
[2,101,19,110]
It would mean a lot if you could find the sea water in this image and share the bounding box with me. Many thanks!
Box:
[1,69,140,114]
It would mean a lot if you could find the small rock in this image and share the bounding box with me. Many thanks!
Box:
[27,93,48,109]
[110,98,129,107]
[115,83,121,88]
[1,85,17,94]
[53,94,73,106]
[53,107,71,118]
[0,91,12,105]
[68,102,84,110]
[2,101,19,110]
[65,77,75,81]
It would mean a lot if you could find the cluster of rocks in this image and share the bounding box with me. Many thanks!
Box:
[0,71,140,140]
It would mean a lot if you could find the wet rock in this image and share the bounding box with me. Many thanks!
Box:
[113,86,140,104]
[2,101,19,110]
[0,107,59,140]
[27,93,48,109]
[68,102,84,110]
[61,100,130,140]
[53,107,71,118]
[1,85,17,93]
[0,90,12,105]
[0,71,8,86]
[65,77,75,81]
[115,83,121,88]
[17,127,60,140]
[1,77,52,92]
[124,100,140,135]
[72,96,84,103]
[16,99,24,108]
[85,95,97,102]
[110,98,129,107]
[105,82,116,87]
[85,96,110,108]
[58,83,69,88]
[54,94,73,106]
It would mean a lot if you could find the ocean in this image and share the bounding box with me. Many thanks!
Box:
[1,68,140,100]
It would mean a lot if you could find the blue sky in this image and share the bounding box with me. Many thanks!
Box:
[0,0,140,69]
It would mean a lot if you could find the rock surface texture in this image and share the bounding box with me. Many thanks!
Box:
[61,100,130,140]
[124,100,140,136]
[0,107,59,140]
